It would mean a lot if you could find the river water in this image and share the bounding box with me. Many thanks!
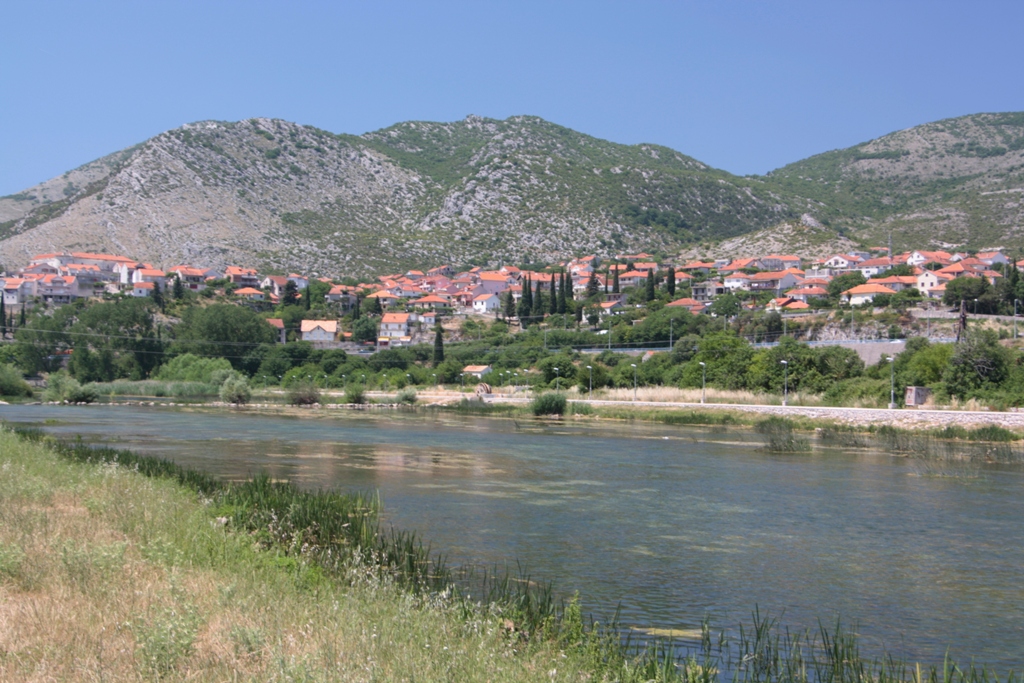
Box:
[3,404,1024,670]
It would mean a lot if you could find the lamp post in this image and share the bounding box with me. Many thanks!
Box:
[341,374,346,387]
[780,360,788,406]
[631,363,637,402]
[406,373,411,388]
[460,372,465,391]
[586,365,593,401]
[554,367,559,392]
[974,298,978,315]
[432,373,437,388]
[699,361,706,404]
[887,356,896,409]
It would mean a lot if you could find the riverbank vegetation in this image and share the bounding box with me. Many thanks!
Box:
[3,426,1022,681]
[3,289,1024,412]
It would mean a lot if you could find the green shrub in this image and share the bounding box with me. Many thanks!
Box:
[44,371,96,403]
[531,392,566,416]
[755,417,808,452]
[288,381,320,406]
[0,363,32,397]
[219,377,252,405]
[396,387,417,404]
[344,384,366,404]
[155,354,233,383]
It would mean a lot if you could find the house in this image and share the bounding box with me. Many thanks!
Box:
[666,297,706,314]
[476,271,515,294]
[906,250,953,268]
[168,266,209,291]
[267,318,287,344]
[867,275,919,292]
[785,286,829,303]
[759,255,801,271]
[766,297,809,312]
[427,265,455,278]
[692,280,726,302]
[678,261,716,275]
[412,294,450,310]
[976,251,1010,267]
[35,274,77,303]
[599,300,624,316]
[747,270,802,293]
[719,257,763,274]
[1,278,34,305]
[618,270,651,289]
[472,292,502,314]
[854,258,897,278]
[419,311,437,327]
[132,282,155,298]
[261,276,291,297]
[379,312,416,339]
[225,266,260,288]
[723,273,752,291]
[364,290,399,308]
[234,287,265,300]
[842,284,896,305]
[300,320,339,346]
[463,365,493,379]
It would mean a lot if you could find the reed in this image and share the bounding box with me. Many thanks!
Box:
[755,417,810,453]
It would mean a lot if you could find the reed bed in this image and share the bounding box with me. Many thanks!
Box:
[598,386,826,406]
[88,379,219,399]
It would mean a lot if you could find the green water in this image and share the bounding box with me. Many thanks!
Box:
[4,404,1024,671]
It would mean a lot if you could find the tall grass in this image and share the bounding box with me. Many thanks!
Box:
[88,379,218,399]
[755,417,810,453]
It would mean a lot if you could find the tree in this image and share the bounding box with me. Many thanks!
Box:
[68,298,165,381]
[557,271,567,314]
[282,280,300,307]
[171,304,277,371]
[943,329,1010,398]
[152,280,165,311]
[0,295,5,337]
[532,280,545,320]
[352,317,377,343]
[613,268,620,293]
[518,276,533,320]
[828,272,866,301]
[644,270,656,301]
[433,325,445,365]
[585,271,599,298]
[548,277,557,315]
[666,266,676,297]
[172,275,185,300]
[303,283,311,310]
[709,292,741,318]
[368,295,383,316]
[351,296,361,320]
[943,277,997,313]
[503,289,516,319]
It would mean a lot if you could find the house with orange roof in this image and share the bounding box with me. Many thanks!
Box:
[853,258,896,278]
[266,318,287,344]
[666,297,706,314]
[976,251,1009,267]
[906,250,953,268]
[867,275,919,292]
[766,297,809,312]
[723,273,752,291]
[748,270,801,293]
[427,265,455,278]
[463,364,493,379]
[379,312,417,342]
[131,282,155,298]
[822,254,862,270]
[472,292,501,314]
[916,269,949,294]
[364,290,399,308]
[412,294,451,310]
[234,287,264,301]
[785,286,829,302]
[1,278,34,305]
[599,300,624,316]
[718,257,764,274]
[678,261,716,274]
[300,320,340,346]
[477,271,515,294]
[842,283,896,306]
[169,266,210,291]
[225,266,260,288]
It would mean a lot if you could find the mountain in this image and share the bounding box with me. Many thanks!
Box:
[0,116,796,276]
[2,112,1022,276]
[765,112,1024,251]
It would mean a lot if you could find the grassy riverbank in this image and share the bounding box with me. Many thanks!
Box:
[1,427,1021,681]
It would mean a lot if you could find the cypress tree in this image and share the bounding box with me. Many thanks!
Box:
[20,304,26,327]
[613,268,620,293]
[304,284,312,310]
[518,276,532,320]
[666,266,676,297]
[548,277,557,315]
[433,325,444,365]
[532,280,545,319]
[0,296,6,336]
[645,269,656,301]
[173,274,185,300]
[557,272,567,314]
[604,270,609,294]
[586,270,599,298]
[503,289,516,319]
[574,301,583,326]
[369,295,383,315]
[352,296,361,320]
[152,281,165,311]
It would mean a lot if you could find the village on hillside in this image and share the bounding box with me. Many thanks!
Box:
[2,246,1020,349]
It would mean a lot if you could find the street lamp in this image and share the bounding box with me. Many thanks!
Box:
[974,298,978,315]
[460,372,465,391]
[887,356,896,409]
[586,365,593,401]
[780,360,788,406]
[554,367,559,392]
[432,373,437,388]
[631,363,637,402]
[699,361,706,404]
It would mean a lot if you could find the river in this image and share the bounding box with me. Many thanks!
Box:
[3,404,1023,670]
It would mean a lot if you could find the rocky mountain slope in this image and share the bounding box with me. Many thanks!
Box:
[2,112,1021,275]
[0,116,796,276]
[766,112,1024,251]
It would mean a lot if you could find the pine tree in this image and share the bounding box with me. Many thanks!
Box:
[433,325,444,366]
[666,266,676,297]
[645,269,656,301]
[586,271,599,298]
[173,274,185,300]
[548,277,557,315]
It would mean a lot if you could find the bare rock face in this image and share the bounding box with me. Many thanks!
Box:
[0,116,795,275]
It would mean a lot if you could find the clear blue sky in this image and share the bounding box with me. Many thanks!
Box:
[2,0,1023,195]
